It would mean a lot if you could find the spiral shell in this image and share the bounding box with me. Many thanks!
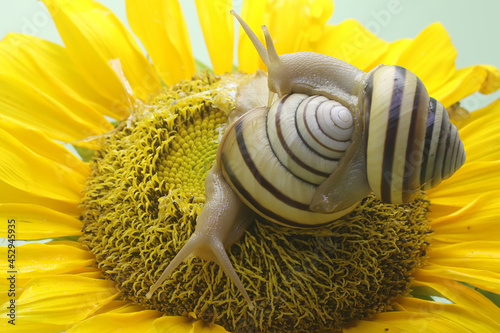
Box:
[268,94,354,184]
[218,93,357,227]
[364,65,465,204]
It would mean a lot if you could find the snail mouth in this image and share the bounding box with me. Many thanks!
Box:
[80,73,432,333]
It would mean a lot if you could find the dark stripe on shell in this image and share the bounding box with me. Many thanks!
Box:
[295,97,341,162]
[234,120,311,211]
[220,151,332,228]
[442,123,456,179]
[420,98,437,186]
[402,77,426,202]
[380,67,406,202]
[431,108,450,187]
[441,123,452,179]
[364,72,374,148]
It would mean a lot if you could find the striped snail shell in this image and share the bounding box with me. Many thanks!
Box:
[146,11,465,310]
[364,65,465,203]
[219,93,357,227]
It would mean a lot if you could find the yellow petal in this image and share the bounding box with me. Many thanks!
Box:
[74,270,103,280]
[426,161,500,207]
[266,0,333,53]
[0,319,64,333]
[237,0,266,73]
[344,311,467,333]
[414,264,500,294]
[152,316,194,333]
[479,64,500,94]
[427,241,500,273]
[0,121,89,177]
[0,204,81,240]
[94,300,144,315]
[48,240,86,248]
[238,0,333,73]
[195,0,233,74]
[42,0,160,104]
[0,74,107,149]
[0,179,79,217]
[396,297,500,332]
[453,97,499,132]
[313,19,388,71]
[0,128,86,203]
[457,99,500,162]
[0,33,121,124]
[0,290,13,308]
[0,243,92,281]
[0,275,118,325]
[430,194,500,243]
[395,23,456,96]
[192,320,230,333]
[0,33,116,118]
[67,310,161,333]
[126,0,195,85]
[377,38,412,65]
[433,65,500,108]
[414,276,500,324]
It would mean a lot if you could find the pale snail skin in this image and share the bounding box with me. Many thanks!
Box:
[146,11,466,310]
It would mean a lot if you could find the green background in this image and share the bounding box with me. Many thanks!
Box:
[1,0,499,110]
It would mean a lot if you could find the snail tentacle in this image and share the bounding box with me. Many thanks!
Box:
[261,25,281,67]
[230,10,271,68]
[148,166,254,310]
[146,232,202,299]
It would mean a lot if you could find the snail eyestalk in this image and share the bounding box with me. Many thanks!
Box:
[230,10,270,68]
[261,25,280,66]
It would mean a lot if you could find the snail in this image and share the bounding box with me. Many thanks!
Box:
[146,11,465,310]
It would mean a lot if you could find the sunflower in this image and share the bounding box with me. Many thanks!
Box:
[1,0,500,332]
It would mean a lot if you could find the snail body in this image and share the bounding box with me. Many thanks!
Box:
[147,11,465,309]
